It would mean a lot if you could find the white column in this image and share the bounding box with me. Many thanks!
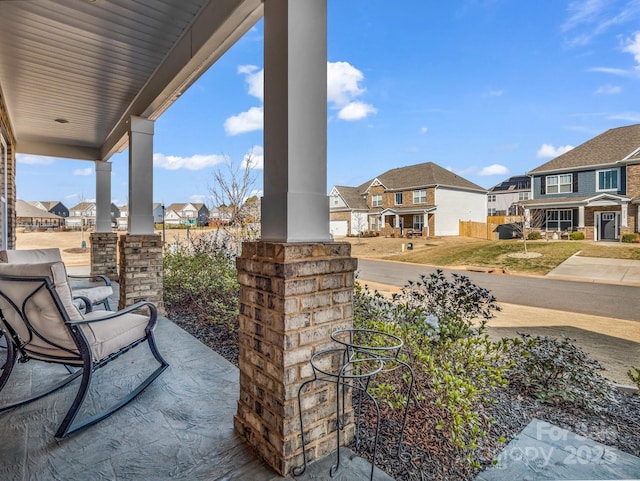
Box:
[261,0,330,242]
[94,161,113,233]
[128,116,155,235]
[621,203,628,228]
[578,205,585,228]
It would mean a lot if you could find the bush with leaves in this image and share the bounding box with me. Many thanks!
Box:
[507,333,616,410]
[354,271,512,465]
[163,231,239,327]
[627,367,640,395]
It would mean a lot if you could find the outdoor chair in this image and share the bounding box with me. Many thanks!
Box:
[0,248,113,310]
[0,260,168,438]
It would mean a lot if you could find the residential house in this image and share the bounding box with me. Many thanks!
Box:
[522,124,640,241]
[16,200,63,227]
[116,203,164,230]
[328,186,369,236]
[164,203,209,226]
[329,161,487,237]
[67,202,120,228]
[29,201,69,219]
[487,175,531,216]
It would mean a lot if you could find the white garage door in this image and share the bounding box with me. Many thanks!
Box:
[330,220,348,237]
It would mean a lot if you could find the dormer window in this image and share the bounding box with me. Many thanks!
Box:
[371,194,382,207]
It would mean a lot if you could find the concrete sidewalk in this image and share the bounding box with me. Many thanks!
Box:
[547,254,640,285]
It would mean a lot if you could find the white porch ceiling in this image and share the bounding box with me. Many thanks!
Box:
[0,0,263,161]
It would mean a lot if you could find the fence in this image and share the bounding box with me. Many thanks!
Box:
[459,220,499,240]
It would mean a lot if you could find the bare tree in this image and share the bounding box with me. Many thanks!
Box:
[512,204,545,254]
[208,151,260,250]
[209,152,258,227]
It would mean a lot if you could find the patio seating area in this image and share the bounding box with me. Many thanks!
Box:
[0,281,392,481]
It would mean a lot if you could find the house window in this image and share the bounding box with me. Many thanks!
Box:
[597,169,618,191]
[413,189,427,204]
[546,209,572,231]
[518,192,530,201]
[371,194,383,207]
[395,193,403,205]
[332,195,339,206]
[488,208,497,216]
[413,215,424,230]
[370,216,376,231]
[545,174,572,194]
[487,194,496,202]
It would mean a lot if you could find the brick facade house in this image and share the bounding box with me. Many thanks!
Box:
[330,161,487,237]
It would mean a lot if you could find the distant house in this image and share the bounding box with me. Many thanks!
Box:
[329,161,487,237]
[116,203,163,230]
[164,203,209,226]
[30,201,69,219]
[487,175,531,216]
[67,201,120,227]
[17,199,63,227]
[522,124,640,241]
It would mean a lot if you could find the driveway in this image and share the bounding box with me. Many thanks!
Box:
[547,254,640,284]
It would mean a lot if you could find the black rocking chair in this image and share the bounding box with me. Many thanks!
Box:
[0,260,168,438]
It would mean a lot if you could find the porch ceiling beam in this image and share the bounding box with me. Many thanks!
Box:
[100,0,263,160]
[17,139,100,161]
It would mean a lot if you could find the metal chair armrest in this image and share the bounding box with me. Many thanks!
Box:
[72,295,94,313]
[66,301,157,325]
[68,274,112,286]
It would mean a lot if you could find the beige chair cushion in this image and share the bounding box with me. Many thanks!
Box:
[73,285,113,304]
[0,261,149,363]
[0,248,62,263]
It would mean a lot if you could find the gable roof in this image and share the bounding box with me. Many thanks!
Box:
[332,186,368,210]
[488,175,531,193]
[16,200,62,219]
[30,201,66,211]
[529,124,640,174]
[363,162,486,193]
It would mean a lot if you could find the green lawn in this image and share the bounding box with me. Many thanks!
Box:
[386,239,640,275]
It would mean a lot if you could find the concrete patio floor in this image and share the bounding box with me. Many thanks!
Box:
[0,312,391,481]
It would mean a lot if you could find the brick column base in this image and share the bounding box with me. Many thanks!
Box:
[90,232,118,280]
[118,234,164,313]
[234,241,357,476]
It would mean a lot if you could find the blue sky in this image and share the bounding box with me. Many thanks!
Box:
[16,0,640,208]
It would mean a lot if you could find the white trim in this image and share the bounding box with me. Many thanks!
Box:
[0,133,6,250]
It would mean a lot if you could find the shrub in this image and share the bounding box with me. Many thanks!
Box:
[628,367,640,394]
[569,231,585,240]
[622,233,639,243]
[527,231,542,240]
[354,271,512,464]
[163,232,239,327]
[507,334,615,410]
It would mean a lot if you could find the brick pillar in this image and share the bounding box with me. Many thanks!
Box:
[90,232,118,280]
[118,234,163,313]
[234,241,357,476]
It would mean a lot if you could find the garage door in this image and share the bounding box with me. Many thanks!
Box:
[329,220,348,237]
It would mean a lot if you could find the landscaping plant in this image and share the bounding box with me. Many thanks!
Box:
[628,367,640,394]
[163,232,239,328]
[354,271,512,466]
[507,333,616,410]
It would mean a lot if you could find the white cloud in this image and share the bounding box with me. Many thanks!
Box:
[242,146,264,170]
[153,153,226,171]
[224,106,264,136]
[608,112,640,122]
[420,127,428,135]
[537,144,575,158]
[225,60,376,135]
[337,101,377,121]
[190,194,207,204]
[484,89,505,97]
[238,65,264,101]
[562,0,640,46]
[595,84,621,94]
[623,31,640,68]
[16,154,55,165]
[478,164,509,176]
[73,168,92,176]
[588,66,634,76]
[327,61,365,105]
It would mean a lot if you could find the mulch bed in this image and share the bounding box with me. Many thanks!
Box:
[169,309,640,481]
